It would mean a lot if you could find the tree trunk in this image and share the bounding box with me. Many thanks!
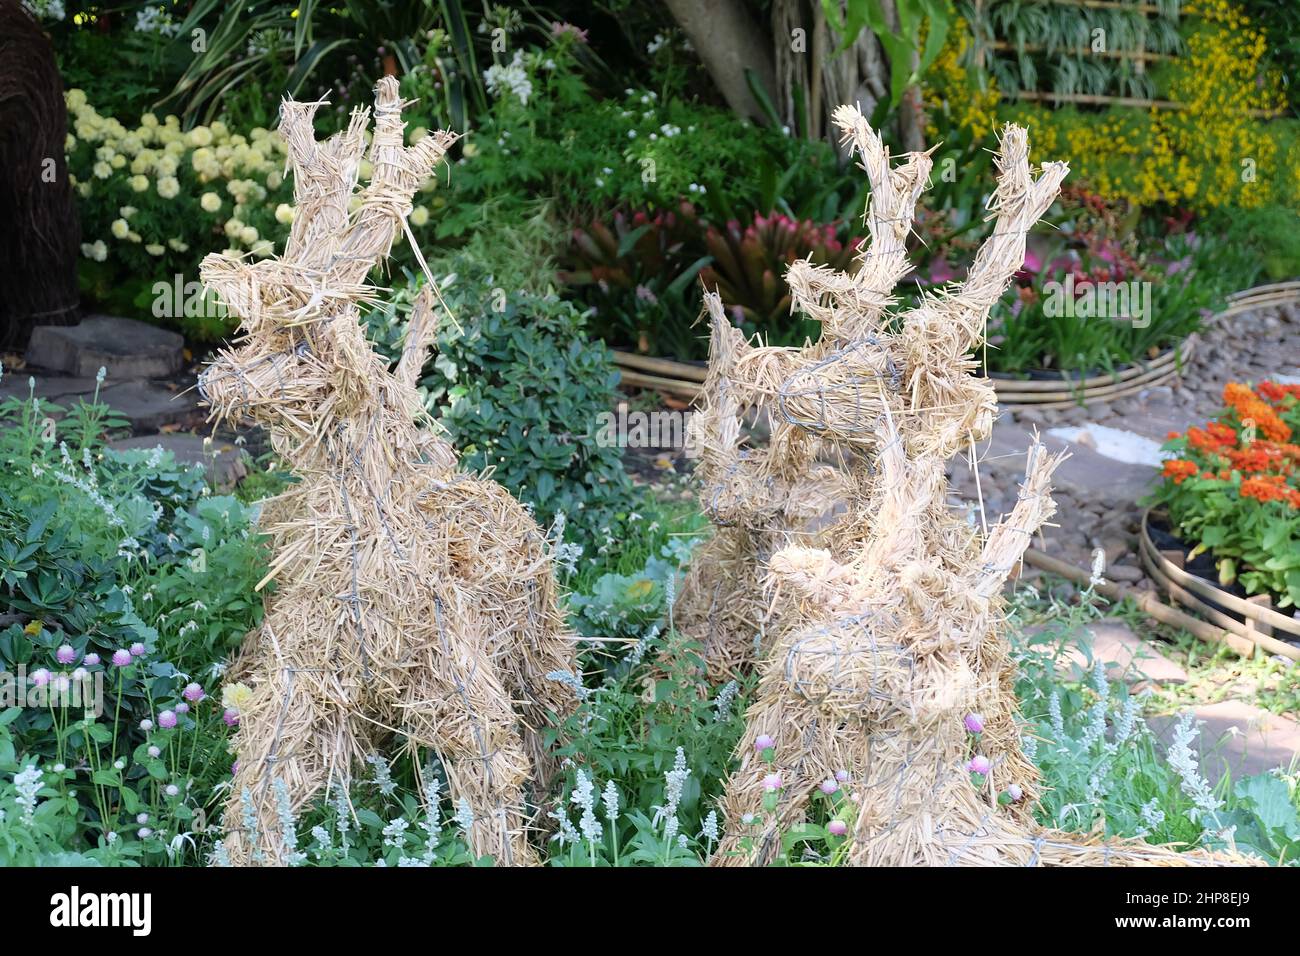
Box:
[0,0,81,350]
[664,0,777,122]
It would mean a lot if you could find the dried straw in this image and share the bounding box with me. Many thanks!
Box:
[198,78,579,866]
[684,105,1258,867]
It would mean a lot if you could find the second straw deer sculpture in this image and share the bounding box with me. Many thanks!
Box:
[689,105,1253,866]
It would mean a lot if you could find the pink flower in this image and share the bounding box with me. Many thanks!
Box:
[82,653,100,666]
[820,778,839,795]
[835,769,850,782]
[129,642,146,658]
[55,645,76,665]
[967,755,991,775]
[182,682,204,702]
[964,713,985,735]
[111,649,132,667]
[754,734,776,753]
[223,708,240,727]
[550,21,589,43]
[174,702,189,715]
[827,820,848,836]
[157,710,178,729]
[231,760,240,776]
[762,773,782,791]
[1007,783,1023,802]
[30,668,51,687]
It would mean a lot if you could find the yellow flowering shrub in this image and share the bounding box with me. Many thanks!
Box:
[922,18,1001,143]
[64,92,297,337]
[66,90,443,339]
[999,0,1297,213]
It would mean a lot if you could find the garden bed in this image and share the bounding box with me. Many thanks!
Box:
[1140,509,1300,661]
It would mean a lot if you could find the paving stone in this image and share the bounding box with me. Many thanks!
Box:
[977,417,1157,505]
[26,315,183,379]
[109,433,247,490]
[97,380,198,432]
[1148,700,1300,784]
[0,373,103,405]
[1062,619,1188,685]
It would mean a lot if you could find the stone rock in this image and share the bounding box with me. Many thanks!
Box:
[1107,564,1144,583]
[109,433,247,490]
[26,315,184,380]
[0,374,103,405]
[97,380,198,432]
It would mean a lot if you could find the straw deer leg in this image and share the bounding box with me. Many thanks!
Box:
[222,664,356,866]
[398,595,539,866]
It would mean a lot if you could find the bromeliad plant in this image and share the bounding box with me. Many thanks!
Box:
[1150,381,1300,608]
[700,212,861,343]
[562,203,711,358]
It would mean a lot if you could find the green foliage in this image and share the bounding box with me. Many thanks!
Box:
[1010,582,1298,864]
[365,252,639,547]
[0,378,268,864]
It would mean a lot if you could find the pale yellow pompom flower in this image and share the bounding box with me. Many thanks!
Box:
[200,192,222,213]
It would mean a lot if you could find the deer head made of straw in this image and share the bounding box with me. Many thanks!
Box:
[198,77,580,866]
[686,105,1255,867]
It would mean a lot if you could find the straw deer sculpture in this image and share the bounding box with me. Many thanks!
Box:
[198,78,579,866]
[689,105,1255,866]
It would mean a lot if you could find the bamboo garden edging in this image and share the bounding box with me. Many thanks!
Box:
[1138,509,1300,662]
[613,279,1300,407]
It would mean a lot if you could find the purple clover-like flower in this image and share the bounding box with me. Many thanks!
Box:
[56,645,76,665]
[157,709,178,729]
[111,649,132,667]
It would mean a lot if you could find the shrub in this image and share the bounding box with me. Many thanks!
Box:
[365,254,639,550]
[1148,381,1300,608]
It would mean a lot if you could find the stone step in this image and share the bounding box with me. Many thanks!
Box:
[109,433,247,490]
[96,380,199,433]
[0,373,104,406]
[968,416,1158,506]
[26,315,183,380]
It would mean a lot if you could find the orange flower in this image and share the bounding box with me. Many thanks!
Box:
[1240,475,1300,508]
[1162,459,1198,484]
[1223,382,1292,442]
[1257,380,1300,403]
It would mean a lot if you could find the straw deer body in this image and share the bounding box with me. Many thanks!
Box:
[198,78,578,866]
[691,106,1255,866]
